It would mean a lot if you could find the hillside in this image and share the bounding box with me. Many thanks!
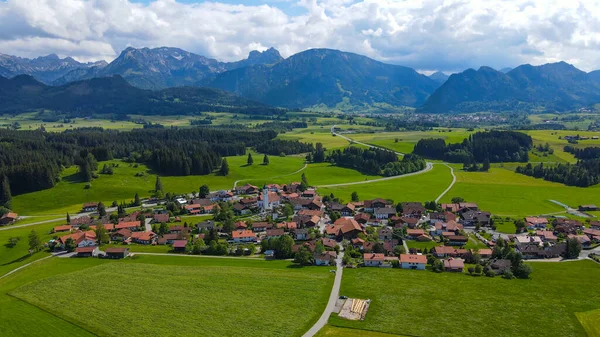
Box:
[420,62,600,113]
[53,47,283,89]
[206,48,439,109]
[0,75,281,116]
[0,53,106,84]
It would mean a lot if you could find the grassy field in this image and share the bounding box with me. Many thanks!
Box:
[405,241,441,251]
[576,309,600,337]
[11,153,305,215]
[318,164,453,205]
[0,220,63,276]
[444,166,600,217]
[316,326,406,337]
[3,255,333,337]
[330,260,600,337]
[279,126,351,149]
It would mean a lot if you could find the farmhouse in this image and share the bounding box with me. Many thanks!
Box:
[568,234,591,248]
[251,222,273,232]
[314,251,337,266]
[232,230,257,243]
[364,198,390,212]
[157,233,178,245]
[111,229,132,242]
[400,254,426,270]
[235,183,258,195]
[525,217,549,230]
[233,202,251,215]
[535,230,558,242]
[583,228,600,242]
[104,247,129,259]
[354,213,371,225]
[374,207,397,219]
[447,235,468,246]
[578,204,600,211]
[443,258,465,272]
[363,253,386,267]
[266,229,285,239]
[172,240,188,252]
[130,231,157,245]
[75,246,99,258]
[115,221,140,231]
[459,210,491,226]
[590,221,600,230]
[402,202,426,218]
[197,220,217,231]
[0,212,18,225]
[82,203,98,212]
[53,225,72,233]
[153,213,170,223]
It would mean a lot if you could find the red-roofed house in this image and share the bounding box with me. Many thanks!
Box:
[115,221,140,231]
[443,258,465,272]
[0,212,18,225]
[172,240,188,252]
[53,225,72,233]
[314,251,337,266]
[400,254,426,270]
[75,246,99,258]
[526,217,549,230]
[153,213,170,223]
[364,253,386,267]
[130,231,157,245]
[232,230,257,243]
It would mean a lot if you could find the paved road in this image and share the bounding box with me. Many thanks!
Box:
[435,164,457,203]
[144,218,153,232]
[303,250,344,337]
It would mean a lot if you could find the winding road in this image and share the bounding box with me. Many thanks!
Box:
[328,126,458,201]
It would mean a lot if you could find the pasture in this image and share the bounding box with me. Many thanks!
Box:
[317,164,453,205]
[444,167,600,217]
[330,260,600,337]
[3,255,333,337]
[11,153,305,215]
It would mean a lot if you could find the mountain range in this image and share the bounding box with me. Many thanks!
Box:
[4,46,600,113]
[420,62,600,113]
[0,53,107,84]
[0,74,280,116]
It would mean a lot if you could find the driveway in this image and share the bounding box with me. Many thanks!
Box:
[303,249,344,337]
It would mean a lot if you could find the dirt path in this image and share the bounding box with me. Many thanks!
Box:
[0,255,53,280]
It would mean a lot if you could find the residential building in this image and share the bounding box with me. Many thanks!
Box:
[232,230,257,243]
[374,207,396,219]
[104,247,129,259]
[130,231,157,245]
[295,228,309,241]
[0,212,18,225]
[82,203,98,212]
[443,258,465,272]
[266,229,285,239]
[400,254,426,270]
[378,227,394,241]
[314,251,337,266]
[525,217,549,230]
[75,246,99,258]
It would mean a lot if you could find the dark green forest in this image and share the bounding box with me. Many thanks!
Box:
[413,131,532,163]
[516,160,600,187]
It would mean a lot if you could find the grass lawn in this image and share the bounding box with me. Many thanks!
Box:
[3,255,333,337]
[464,235,489,250]
[444,167,600,217]
[0,220,63,276]
[11,153,305,216]
[576,309,600,337]
[405,240,441,252]
[330,260,600,337]
[494,220,518,234]
[318,164,453,204]
[316,326,407,337]
[279,126,351,149]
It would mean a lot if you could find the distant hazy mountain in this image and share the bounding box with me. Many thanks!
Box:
[0,53,106,84]
[499,67,513,73]
[206,48,439,109]
[0,74,278,116]
[428,71,449,85]
[420,62,600,113]
[53,47,283,89]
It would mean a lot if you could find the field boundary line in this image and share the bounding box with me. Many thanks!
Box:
[7,293,101,337]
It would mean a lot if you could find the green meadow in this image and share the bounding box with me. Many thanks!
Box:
[2,255,333,337]
[11,153,305,216]
[330,261,600,337]
[318,164,453,204]
[0,220,63,276]
[444,167,600,217]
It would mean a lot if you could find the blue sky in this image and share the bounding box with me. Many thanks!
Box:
[1,0,599,72]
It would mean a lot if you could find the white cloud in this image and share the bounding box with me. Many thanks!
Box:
[1,0,600,72]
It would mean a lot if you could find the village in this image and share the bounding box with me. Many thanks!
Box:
[43,180,600,278]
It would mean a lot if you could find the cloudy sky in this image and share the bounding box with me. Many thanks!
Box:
[1,0,600,73]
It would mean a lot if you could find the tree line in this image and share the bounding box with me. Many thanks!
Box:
[564,146,600,160]
[0,127,280,196]
[327,146,425,176]
[413,131,532,164]
[516,160,600,187]
[254,139,314,156]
